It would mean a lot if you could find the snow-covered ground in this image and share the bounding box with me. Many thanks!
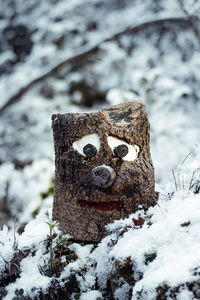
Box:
[0,0,200,298]
[1,175,200,299]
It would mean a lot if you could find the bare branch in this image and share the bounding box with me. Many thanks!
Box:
[177,0,200,45]
[0,16,189,116]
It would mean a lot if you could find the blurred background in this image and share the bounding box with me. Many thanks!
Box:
[0,0,200,229]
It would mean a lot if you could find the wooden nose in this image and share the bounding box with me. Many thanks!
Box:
[91,165,116,188]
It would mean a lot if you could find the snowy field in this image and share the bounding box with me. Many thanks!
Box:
[0,0,200,299]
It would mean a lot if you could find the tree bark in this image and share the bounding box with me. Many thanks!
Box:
[52,102,156,242]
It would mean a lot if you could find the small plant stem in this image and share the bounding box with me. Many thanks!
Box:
[172,169,178,191]
[50,226,53,274]
[177,151,191,178]
[60,245,64,260]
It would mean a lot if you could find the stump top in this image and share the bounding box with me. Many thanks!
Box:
[100,101,145,126]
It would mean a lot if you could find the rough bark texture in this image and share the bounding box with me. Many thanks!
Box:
[52,101,156,242]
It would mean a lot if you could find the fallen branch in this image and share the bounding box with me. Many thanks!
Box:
[0,16,190,115]
[0,45,99,115]
[177,0,200,45]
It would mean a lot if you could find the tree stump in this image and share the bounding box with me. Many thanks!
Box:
[52,101,156,242]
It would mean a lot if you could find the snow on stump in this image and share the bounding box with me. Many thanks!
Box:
[52,101,156,242]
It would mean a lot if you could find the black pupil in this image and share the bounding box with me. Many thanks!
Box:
[83,144,97,157]
[114,144,128,158]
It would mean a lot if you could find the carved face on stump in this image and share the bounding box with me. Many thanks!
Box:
[52,102,156,242]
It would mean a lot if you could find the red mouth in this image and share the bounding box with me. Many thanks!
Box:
[78,200,120,211]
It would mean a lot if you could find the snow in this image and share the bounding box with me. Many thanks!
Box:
[69,244,93,260]
[0,226,19,272]
[177,290,194,300]
[4,253,51,300]
[0,159,54,225]
[80,290,103,300]
[18,209,52,249]
[91,185,200,298]
[107,89,138,104]
[0,210,52,299]
[1,170,200,298]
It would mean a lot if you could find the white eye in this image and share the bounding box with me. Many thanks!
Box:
[73,133,100,157]
[107,136,139,161]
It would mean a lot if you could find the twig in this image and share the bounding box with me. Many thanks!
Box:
[156,202,166,216]
[172,169,178,191]
[189,168,200,190]
[0,252,7,263]
[177,151,192,178]
[0,45,99,116]
[13,216,19,251]
[177,0,200,45]
[0,16,190,116]
[176,151,192,188]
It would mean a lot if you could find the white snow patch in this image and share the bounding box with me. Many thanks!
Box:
[80,290,103,300]
[106,89,138,105]
[1,209,53,300]
[0,226,19,272]
[105,189,200,296]
[69,243,93,260]
[177,289,194,300]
